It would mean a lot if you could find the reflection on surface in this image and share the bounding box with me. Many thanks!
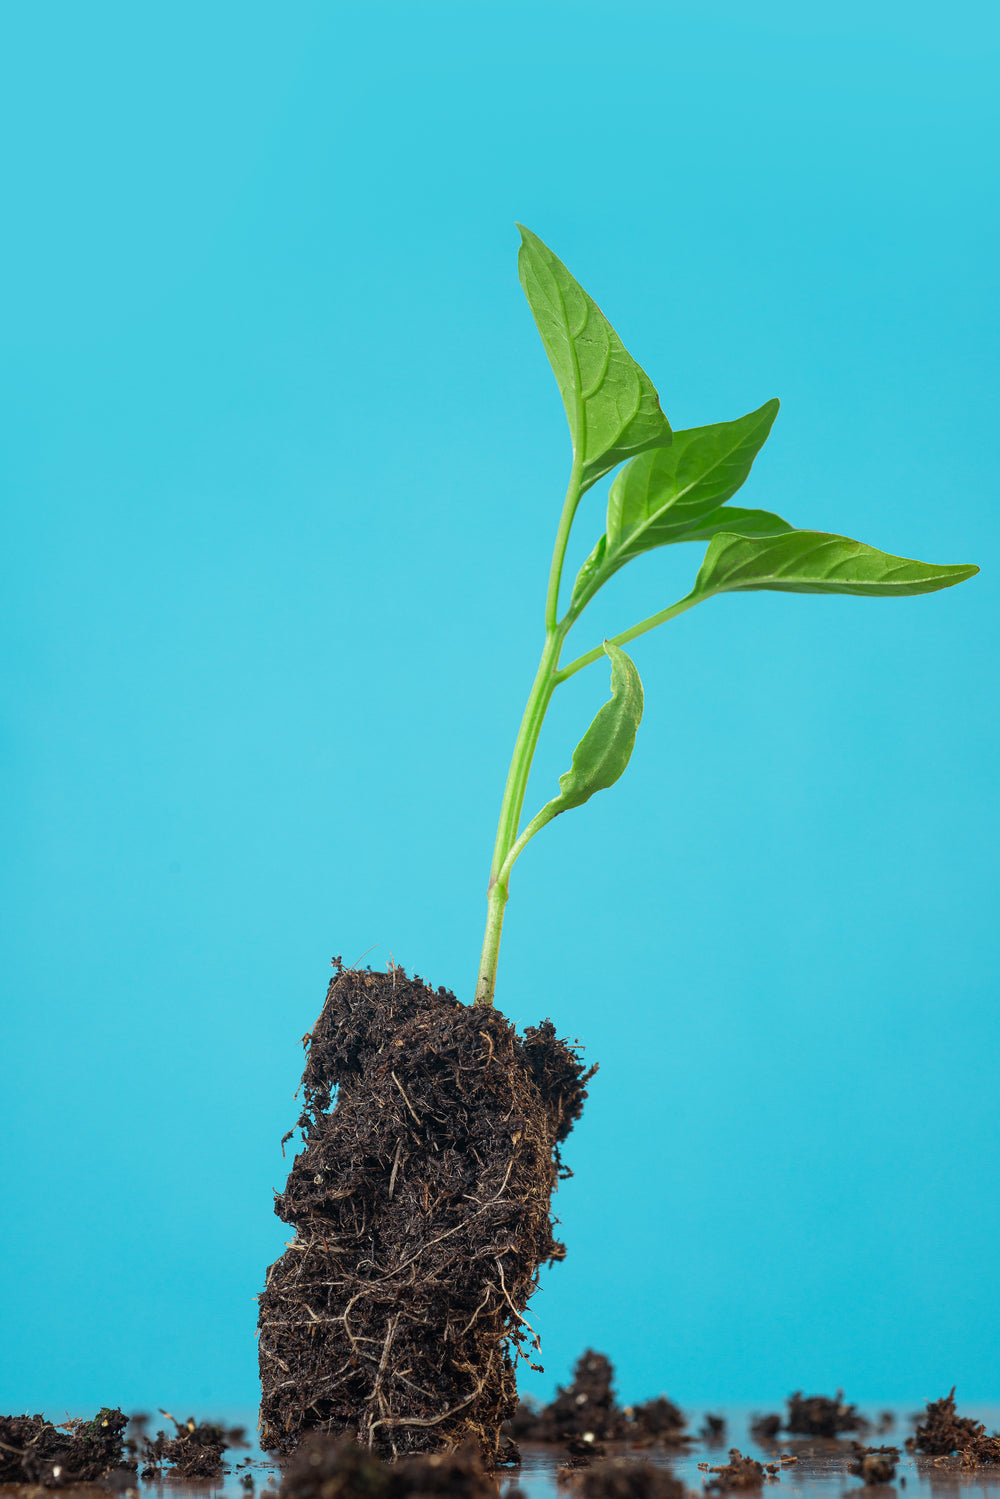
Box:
[134,1410,1000,1499]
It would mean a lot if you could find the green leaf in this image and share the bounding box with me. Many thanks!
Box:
[542,642,644,817]
[568,505,791,615]
[517,226,672,491]
[606,399,780,556]
[569,534,608,612]
[677,504,794,543]
[691,530,980,600]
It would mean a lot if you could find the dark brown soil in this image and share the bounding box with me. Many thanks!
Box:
[277,1432,513,1499]
[629,1400,688,1448]
[136,1412,247,1479]
[258,962,594,1463]
[508,1353,687,1449]
[557,1456,686,1499]
[0,1409,130,1487]
[911,1390,1000,1466]
[849,1445,899,1485]
[705,1450,769,1490]
[784,1393,861,1438]
[510,1353,627,1443]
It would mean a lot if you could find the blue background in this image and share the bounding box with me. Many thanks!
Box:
[3,1,997,1419]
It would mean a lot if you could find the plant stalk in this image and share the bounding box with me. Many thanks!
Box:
[474,463,584,1007]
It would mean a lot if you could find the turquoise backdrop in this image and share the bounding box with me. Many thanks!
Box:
[3,0,998,1416]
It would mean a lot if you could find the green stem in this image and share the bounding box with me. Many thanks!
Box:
[545,460,585,633]
[475,463,585,1008]
[555,589,703,683]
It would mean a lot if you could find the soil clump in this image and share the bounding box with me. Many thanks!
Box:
[628,1400,688,1448]
[0,1409,130,1488]
[747,1418,781,1446]
[705,1450,770,1490]
[278,1433,512,1499]
[510,1352,626,1443]
[509,1353,687,1448]
[136,1413,247,1479]
[848,1445,899,1485]
[784,1393,861,1439]
[258,963,594,1463]
[556,1456,685,1499]
[910,1390,1000,1466]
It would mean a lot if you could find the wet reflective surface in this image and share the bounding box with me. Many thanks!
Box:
[128,1409,1000,1499]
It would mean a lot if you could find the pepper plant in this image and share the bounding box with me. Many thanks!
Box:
[473,227,978,1007]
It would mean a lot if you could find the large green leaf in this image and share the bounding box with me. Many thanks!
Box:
[541,642,644,817]
[606,399,780,556]
[568,503,793,614]
[517,226,672,491]
[691,530,980,600]
[566,401,784,614]
[678,504,793,543]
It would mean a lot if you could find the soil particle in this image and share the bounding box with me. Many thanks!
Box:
[705,1450,770,1490]
[784,1393,861,1439]
[258,963,594,1463]
[137,1412,247,1479]
[848,1445,899,1485]
[557,1456,686,1499]
[277,1433,507,1499]
[0,1409,130,1487]
[910,1390,1000,1466]
[747,1418,781,1446]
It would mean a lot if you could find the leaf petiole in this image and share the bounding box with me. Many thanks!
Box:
[555,592,702,683]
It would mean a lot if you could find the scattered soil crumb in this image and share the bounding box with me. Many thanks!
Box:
[138,1411,247,1479]
[748,1418,781,1445]
[705,1450,770,1490]
[911,1390,1000,1466]
[698,1417,727,1446]
[849,1445,900,1485]
[875,1414,895,1435]
[0,1409,130,1487]
[259,964,594,1463]
[557,1455,686,1499]
[278,1434,504,1499]
[785,1393,861,1438]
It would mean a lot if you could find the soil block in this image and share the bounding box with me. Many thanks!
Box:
[258,963,594,1462]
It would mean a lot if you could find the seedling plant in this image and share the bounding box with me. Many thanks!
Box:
[474,227,977,1007]
[258,229,976,1461]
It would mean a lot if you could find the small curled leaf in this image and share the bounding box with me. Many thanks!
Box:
[542,642,644,817]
